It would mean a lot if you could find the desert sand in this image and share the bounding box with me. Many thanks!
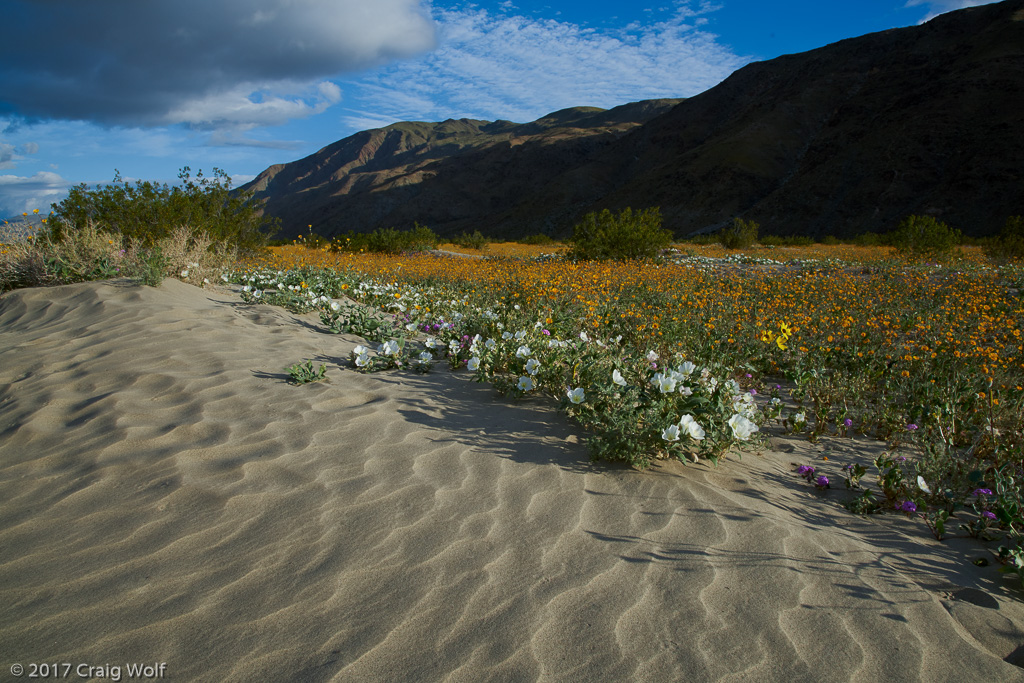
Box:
[1,278,1022,682]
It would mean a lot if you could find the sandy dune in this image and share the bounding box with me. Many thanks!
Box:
[1,278,1022,681]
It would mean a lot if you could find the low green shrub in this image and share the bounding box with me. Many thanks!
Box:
[333,223,439,254]
[720,218,759,249]
[51,167,275,253]
[892,215,962,261]
[451,230,489,251]
[984,216,1024,263]
[567,207,671,261]
[518,233,554,245]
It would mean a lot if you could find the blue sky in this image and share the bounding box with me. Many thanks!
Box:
[0,0,1001,218]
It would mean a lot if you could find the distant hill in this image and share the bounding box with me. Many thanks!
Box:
[244,0,1024,240]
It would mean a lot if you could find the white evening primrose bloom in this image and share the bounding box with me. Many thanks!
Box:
[917,476,932,494]
[517,376,535,391]
[525,358,541,375]
[662,424,681,442]
[646,350,659,362]
[728,414,759,440]
[516,345,532,359]
[425,336,439,349]
[655,374,677,394]
[567,387,585,404]
[612,369,627,387]
[354,351,370,367]
[406,322,418,332]
[678,384,693,397]
[449,339,461,354]
[579,331,590,342]
[485,338,497,349]
[515,330,528,340]
[678,361,696,376]
[330,301,341,312]
[679,414,705,440]
[467,357,481,371]
[502,331,514,340]
[253,290,263,299]
[793,411,807,424]
[419,351,433,362]
[221,274,229,282]
[381,340,400,356]
[181,269,189,277]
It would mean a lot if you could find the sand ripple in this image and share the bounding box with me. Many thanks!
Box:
[1,279,1022,681]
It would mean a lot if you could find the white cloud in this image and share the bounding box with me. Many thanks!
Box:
[342,4,747,127]
[0,0,435,129]
[0,172,70,217]
[905,0,1002,22]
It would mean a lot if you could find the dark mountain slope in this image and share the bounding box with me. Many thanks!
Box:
[245,0,1024,240]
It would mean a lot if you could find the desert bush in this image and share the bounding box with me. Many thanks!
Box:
[334,223,439,254]
[519,233,554,245]
[567,207,671,261]
[451,230,489,251]
[891,215,962,261]
[984,216,1024,263]
[720,218,759,249]
[51,167,275,253]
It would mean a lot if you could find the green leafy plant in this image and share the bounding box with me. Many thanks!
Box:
[983,215,1024,263]
[51,167,274,253]
[567,207,672,261]
[286,360,327,385]
[451,230,489,251]
[891,215,962,261]
[720,218,759,249]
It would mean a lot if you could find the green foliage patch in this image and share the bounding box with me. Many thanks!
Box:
[567,207,671,261]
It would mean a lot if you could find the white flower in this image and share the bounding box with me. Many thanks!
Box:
[502,331,514,340]
[380,340,400,356]
[678,361,696,376]
[515,330,528,340]
[728,414,759,440]
[353,345,369,356]
[425,336,439,349]
[679,414,705,440]
[406,322,418,332]
[580,331,590,342]
[516,345,532,359]
[662,424,681,441]
[419,351,433,362]
[181,269,189,277]
[646,350,659,362]
[652,373,676,394]
[221,274,229,282]
[612,369,627,387]
[354,352,370,367]
[678,385,693,397]
[917,476,932,494]
[252,290,263,299]
[448,339,461,354]
[485,338,497,349]
[793,412,807,424]
[567,387,585,404]
[467,357,481,371]
[517,376,535,391]
[330,301,341,312]
[525,358,541,375]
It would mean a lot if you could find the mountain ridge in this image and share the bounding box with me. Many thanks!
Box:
[243,0,1024,240]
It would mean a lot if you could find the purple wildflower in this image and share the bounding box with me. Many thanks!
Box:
[814,475,830,488]
[982,511,997,520]
[844,419,853,427]
[898,500,917,513]
[749,389,757,396]
[745,373,753,379]
[796,465,815,476]
[973,488,993,496]
[906,423,918,431]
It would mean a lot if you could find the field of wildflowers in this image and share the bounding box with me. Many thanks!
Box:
[231,240,1024,586]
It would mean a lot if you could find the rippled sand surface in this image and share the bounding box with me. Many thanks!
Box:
[1,279,1022,682]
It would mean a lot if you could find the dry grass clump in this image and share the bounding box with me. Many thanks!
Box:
[0,219,235,293]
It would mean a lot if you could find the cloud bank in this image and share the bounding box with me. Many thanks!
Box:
[0,0,436,128]
[345,5,748,126]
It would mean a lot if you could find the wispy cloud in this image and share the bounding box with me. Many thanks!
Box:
[0,172,69,217]
[342,3,748,127]
[0,0,435,129]
[904,0,1002,22]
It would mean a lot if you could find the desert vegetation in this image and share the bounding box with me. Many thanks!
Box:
[2,198,1023,587]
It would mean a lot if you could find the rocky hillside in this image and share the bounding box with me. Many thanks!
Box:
[244,0,1024,240]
